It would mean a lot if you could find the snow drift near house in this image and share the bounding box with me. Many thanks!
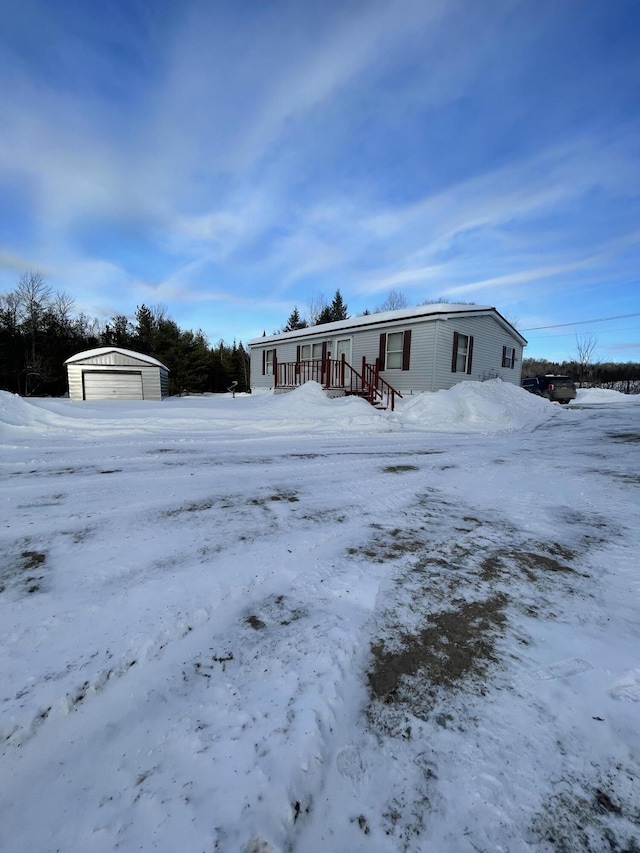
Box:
[391,377,555,431]
[1,378,560,440]
[1,383,639,853]
[575,387,636,403]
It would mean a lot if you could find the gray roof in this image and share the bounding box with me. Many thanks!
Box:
[64,347,170,371]
[250,303,526,346]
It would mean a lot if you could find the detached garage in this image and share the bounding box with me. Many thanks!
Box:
[64,347,170,401]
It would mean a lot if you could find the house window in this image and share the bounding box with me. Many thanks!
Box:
[386,332,404,369]
[263,348,276,375]
[379,330,412,370]
[451,332,474,374]
[300,342,324,360]
[502,345,515,369]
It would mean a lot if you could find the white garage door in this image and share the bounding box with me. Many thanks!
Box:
[83,371,144,400]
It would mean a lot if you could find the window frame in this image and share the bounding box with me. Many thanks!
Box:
[502,345,515,369]
[386,331,404,369]
[300,342,324,361]
[378,330,412,371]
[451,331,474,374]
[262,348,276,375]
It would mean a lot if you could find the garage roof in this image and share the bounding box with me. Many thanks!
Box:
[64,347,169,371]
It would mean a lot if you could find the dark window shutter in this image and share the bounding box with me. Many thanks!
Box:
[296,345,301,362]
[467,336,474,374]
[502,345,507,368]
[379,333,387,369]
[262,350,266,375]
[511,348,515,369]
[321,341,327,361]
[451,332,459,372]
[402,329,412,371]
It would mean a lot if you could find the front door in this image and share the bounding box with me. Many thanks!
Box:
[335,339,352,387]
[336,338,351,364]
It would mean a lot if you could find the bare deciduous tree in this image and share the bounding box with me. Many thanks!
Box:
[422,296,451,305]
[575,334,598,387]
[306,292,328,326]
[16,270,52,365]
[53,292,75,324]
[375,289,408,312]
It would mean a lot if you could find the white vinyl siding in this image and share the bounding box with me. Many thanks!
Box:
[433,316,523,390]
[249,308,525,393]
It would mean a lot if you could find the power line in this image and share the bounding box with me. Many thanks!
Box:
[521,312,640,331]
[528,325,640,340]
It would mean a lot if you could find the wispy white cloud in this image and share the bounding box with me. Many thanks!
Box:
[444,230,640,296]
[1,0,639,360]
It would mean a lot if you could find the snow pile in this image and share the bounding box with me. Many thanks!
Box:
[247,381,391,433]
[575,387,640,404]
[0,391,62,430]
[392,378,556,432]
[0,380,560,442]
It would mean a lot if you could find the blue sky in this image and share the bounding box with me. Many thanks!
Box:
[1,0,639,362]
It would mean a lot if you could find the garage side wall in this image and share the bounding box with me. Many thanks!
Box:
[66,364,85,401]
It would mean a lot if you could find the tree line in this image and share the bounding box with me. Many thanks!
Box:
[279,288,479,334]
[0,272,250,397]
[522,357,640,393]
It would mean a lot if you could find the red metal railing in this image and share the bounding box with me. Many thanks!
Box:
[274,354,402,411]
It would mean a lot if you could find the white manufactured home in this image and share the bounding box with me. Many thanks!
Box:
[65,347,170,401]
[249,304,526,410]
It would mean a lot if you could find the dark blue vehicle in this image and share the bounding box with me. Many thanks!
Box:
[521,375,577,404]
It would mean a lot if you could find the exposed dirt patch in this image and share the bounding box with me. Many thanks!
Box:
[299,510,346,524]
[249,491,299,505]
[531,766,640,852]
[348,527,427,562]
[607,433,640,444]
[17,493,66,509]
[0,549,48,595]
[382,465,419,474]
[148,447,198,454]
[353,814,370,835]
[611,472,640,485]
[165,498,217,517]
[480,548,580,583]
[33,466,98,477]
[288,453,327,460]
[244,594,306,633]
[21,550,46,570]
[368,594,508,706]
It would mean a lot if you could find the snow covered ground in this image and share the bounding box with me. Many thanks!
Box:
[1,381,639,853]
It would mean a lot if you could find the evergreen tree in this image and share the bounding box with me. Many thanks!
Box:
[134,304,156,353]
[283,307,307,332]
[230,341,251,391]
[330,289,348,321]
[0,272,256,397]
[316,289,348,324]
[316,305,334,325]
